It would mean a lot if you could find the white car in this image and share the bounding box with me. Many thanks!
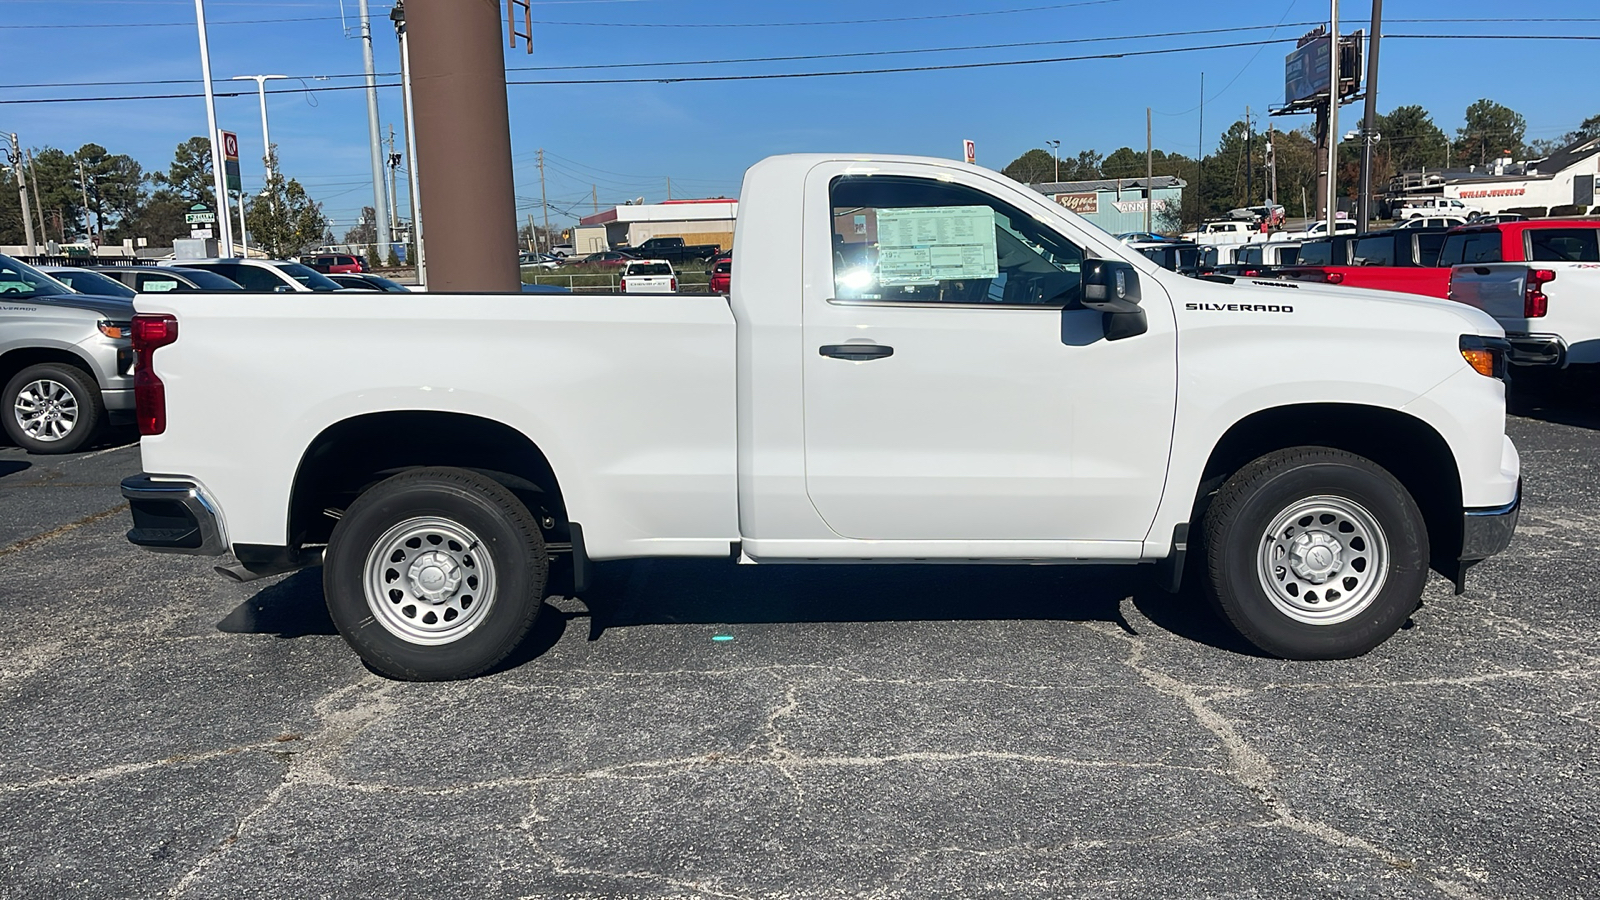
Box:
[620,259,677,294]
[159,258,345,293]
[1302,220,1359,237]
[120,152,1521,680]
[1400,216,1468,230]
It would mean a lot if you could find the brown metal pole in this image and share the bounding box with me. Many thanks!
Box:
[408,0,519,291]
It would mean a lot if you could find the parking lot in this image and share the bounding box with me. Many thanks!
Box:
[0,397,1596,900]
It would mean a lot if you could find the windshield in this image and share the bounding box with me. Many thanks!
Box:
[0,254,73,299]
[48,268,138,298]
[627,263,673,276]
[271,261,343,291]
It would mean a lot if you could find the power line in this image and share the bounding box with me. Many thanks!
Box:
[0,13,387,29]
[5,34,1600,105]
[530,1,1137,27]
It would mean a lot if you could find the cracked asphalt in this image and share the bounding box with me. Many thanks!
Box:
[1,396,1597,900]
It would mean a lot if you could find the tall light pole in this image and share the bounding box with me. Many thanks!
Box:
[1045,139,1061,183]
[1325,0,1341,237]
[392,1,425,286]
[358,0,392,249]
[192,0,234,256]
[230,74,287,187]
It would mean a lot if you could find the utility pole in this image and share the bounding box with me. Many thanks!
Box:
[1196,72,1205,226]
[592,184,598,214]
[236,188,248,257]
[385,125,401,244]
[1144,111,1153,233]
[537,149,550,256]
[1326,0,1341,236]
[7,134,37,255]
[408,0,518,291]
[26,149,46,247]
[1245,106,1253,212]
[392,2,425,283]
[358,0,392,248]
[191,0,233,256]
[666,176,672,201]
[1357,0,1384,231]
[1268,122,1279,210]
[76,155,93,243]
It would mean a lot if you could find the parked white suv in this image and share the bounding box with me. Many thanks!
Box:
[620,259,677,294]
[160,258,344,292]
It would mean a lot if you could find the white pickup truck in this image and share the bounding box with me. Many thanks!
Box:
[1398,196,1483,221]
[121,154,1522,681]
[1447,228,1600,374]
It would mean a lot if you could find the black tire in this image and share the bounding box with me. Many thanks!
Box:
[1203,448,1428,660]
[2,362,105,454]
[323,467,548,681]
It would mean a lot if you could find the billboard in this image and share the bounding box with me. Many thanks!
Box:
[1054,193,1099,214]
[1284,31,1362,108]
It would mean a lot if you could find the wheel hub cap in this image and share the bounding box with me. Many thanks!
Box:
[407,551,462,602]
[1288,531,1343,583]
[13,379,78,442]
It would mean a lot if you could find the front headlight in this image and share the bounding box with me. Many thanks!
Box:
[1459,334,1510,381]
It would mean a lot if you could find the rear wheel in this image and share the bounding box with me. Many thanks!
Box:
[3,363,104,454]
[323,467,548,681]
[1204,448,1428,660]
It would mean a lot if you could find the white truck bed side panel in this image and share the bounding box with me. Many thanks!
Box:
[134,294,738,558]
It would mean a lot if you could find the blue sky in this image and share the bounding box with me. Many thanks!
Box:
[2,0,1597,235]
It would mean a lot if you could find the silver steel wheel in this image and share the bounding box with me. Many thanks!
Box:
[12,378,80,443]
[1256,495,1389,626]
[363,516,498,645]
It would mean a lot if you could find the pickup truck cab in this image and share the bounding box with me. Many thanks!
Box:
[1217,240,1302,276]
[1278,228,1452,297]
[120,153,1521,680]
[1448,220,1600,371]
[1180,220,1257,245]
[626,236,721,265]
[619,259,677,294]
[1399,197,1482,220]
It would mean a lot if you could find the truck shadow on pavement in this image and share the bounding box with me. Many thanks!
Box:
[0,460,31,480]
[221,559,1264,672]
[1509,380,1600,429]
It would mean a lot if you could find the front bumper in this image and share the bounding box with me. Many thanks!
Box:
[1505,333,1566,368]
[120,474,227,555]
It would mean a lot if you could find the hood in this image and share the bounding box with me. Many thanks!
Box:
[28,293,136,321]
[1212,275,1503,335]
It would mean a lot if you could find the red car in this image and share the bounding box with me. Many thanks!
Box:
[709,256,731,294]
[569,251,637,268]
[307,253,366,274]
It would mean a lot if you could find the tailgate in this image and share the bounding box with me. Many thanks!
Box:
[1449,264,1526,321]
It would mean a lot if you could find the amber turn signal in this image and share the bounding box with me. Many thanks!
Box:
[1461,348,1496,377]
[97,321,125,339]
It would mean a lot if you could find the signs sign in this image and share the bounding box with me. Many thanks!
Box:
[220,130,242,192]
[1284,31,1362,107]
[963,140,976,165]
[1054,193,1100,215]
[184,202,216,225]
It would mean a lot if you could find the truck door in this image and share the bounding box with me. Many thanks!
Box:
[799,162,1177,542]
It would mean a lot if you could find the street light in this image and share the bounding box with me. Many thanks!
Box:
[230,75,287,187]
[191,0,234,256]
[1045,139,1061,183]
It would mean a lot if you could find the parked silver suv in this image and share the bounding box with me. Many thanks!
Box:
[0,254,134,453]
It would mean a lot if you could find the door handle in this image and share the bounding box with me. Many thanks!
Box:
[819,343,894,361]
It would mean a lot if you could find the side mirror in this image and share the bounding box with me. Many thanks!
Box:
[1080,258,1147,341]
[274,284,294,293]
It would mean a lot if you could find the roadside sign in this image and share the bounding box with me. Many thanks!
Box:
[963,140,976,165]
[185,201,215,224]
[220,130,242,193]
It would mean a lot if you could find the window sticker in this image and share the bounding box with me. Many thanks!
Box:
[873,205,998,285]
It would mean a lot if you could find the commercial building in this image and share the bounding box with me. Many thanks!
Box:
[576,198,737,255]
[1387,136,1600,217]
[1026,176,1187,233]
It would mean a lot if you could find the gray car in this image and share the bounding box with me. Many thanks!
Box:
[0,254,134,453]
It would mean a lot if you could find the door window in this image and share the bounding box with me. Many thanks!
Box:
[1351,236,1395,266]
[1527,228,1600,262]
[829,174,1084,307]
[1439,232,1502,265]
[203,263,284,291]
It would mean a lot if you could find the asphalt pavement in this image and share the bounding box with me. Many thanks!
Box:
[0,403,1596,900]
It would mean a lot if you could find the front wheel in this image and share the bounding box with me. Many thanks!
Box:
[323,467,548,681]
[1203,448,1428,660]
[3,363,105,454]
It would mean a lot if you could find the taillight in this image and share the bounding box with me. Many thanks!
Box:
[620,278,628,291]
[1525,268,1554,317]
[1325,271,1345,284]
[131,314,177,436]
[669,278,677,292]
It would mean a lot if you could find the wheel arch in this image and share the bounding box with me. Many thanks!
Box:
[0,346,99,388]
[287,410,570,550]
[1195,403,1463,575]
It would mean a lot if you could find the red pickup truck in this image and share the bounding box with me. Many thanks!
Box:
[1278,219,1600,299]
[1277,228,1453,297]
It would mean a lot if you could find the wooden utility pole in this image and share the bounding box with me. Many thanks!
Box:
[1357,0,1384,230]
[408,0,519,290]
[592,184,598,214]
[1245,106,1253,209]
[537,148,550,256]
[26,149,46,246]
[1326,0,1341,235]
[1145,108,1153,233]
[7,134,37,255]
[76,156,93,242]
[666,176,672,201]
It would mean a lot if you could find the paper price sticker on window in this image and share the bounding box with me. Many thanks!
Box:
[874,205,998,285]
